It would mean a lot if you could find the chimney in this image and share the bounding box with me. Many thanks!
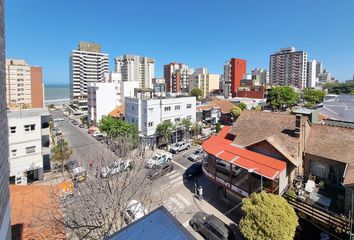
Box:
[294,114,301,138]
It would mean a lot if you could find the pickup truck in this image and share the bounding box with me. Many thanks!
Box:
[146,151,172,169]
[170,141,191,154]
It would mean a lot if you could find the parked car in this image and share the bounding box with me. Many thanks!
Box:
[146,151,172,168]
[72,120,79,125]
[88,128,95,134]
[122,200,148,224]
[101,160,133,178]
[94,134,104,141]
[79,124,85,128]
[147,162,174,180]
[183,162,203,180]
[65,159,79,171]
[189,211,235,240]
[71,166,87,182]
[170,141,191,154]
[187,148,204,162]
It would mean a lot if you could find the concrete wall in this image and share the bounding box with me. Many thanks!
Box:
[0,0,11,237]
[30,66,44,108]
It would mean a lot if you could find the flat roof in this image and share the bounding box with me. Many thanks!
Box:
[106,206,195,240]
[7,108,50,118]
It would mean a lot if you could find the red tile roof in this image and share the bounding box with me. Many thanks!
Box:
[203,132,286,180]
[109,105,125,118]
[197,97,236,114]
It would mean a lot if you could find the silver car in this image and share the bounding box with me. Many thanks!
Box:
[187,149,204,162]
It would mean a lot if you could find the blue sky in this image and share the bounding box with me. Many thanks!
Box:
[5,0,354,84]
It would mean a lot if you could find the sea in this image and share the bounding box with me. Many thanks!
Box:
[44,84,70,105]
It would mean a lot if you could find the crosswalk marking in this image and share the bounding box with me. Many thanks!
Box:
[169,176,183,185]
[172,160,187,170]
[168,172,180,179]
[176,193,191,206]
[166,170,177,177]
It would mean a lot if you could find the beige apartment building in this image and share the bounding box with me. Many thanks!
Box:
[189,68,220,98]
[5,59,44,109]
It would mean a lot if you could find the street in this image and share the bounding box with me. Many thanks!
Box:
[51,110,243,239]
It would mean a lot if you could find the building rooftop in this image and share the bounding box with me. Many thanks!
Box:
[10,185,65,240]
[230,110,304,166]
[318,94,354,123]
[198,97,235,114]
[109,105,125,118]
[106,206,195,240]
[7,108,50,118]
[305,124,354,164]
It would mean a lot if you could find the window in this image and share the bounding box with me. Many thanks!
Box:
[175,118,180,123]
[174,105,181,110]
[10,126,16,134]
[131,106,134,111]
[187,104,192,109]
[11,149,17,157]
[148,122,153,127]
[24,124,35,132]
[25,146,36,154]
[187,115,192,119]
[164,106,171,112]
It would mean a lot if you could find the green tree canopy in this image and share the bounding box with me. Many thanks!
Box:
[303,88,325,104]
[238,102,247,110]
[240,192,298,240]
[324,82,354,94]
[253,105,261,111]
[215,122,221,133]
[191,88,203,100]
[230,105,242,119]
[156,121,173,145]
[267,86,299,110]
[51,139,73,173]
[99,116,138,142]
[350,89,354,95]
[180,118,192,140]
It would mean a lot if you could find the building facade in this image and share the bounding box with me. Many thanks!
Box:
[7,109,50,185]
[223,58,247,98]
[114,54,155,89]
[0,0,11,238]
[270,47,307,89]
[125,96,196,136]
[70,42,109,113]
[5,59,44,109]
[307,60,318,88]
[88,82,119,126]
[189,68,220,98]
[251,68,269,85]
[164,63,193,94]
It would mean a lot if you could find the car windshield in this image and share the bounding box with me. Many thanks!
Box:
[152,155,159,160]
[194,150,201,154]
[174,143,180,147]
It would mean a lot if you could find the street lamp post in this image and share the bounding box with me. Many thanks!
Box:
[248,168,263,192]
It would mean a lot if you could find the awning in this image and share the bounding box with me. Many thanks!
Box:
[203,135,286,180]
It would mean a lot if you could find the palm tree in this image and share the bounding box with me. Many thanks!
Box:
[155,121,173,149]
[191,122,201,139]
[180,118,192,141]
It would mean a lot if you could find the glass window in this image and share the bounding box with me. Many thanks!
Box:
[25,146,36,154]
[148,122,153,127]
[187,104,192,109]
[10,126,16,134]
[24,124,35,132]
[164,106,171,112]
[174,105,181,110]
[11,149,17,157]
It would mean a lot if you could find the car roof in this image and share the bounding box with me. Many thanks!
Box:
[207,215,229,233]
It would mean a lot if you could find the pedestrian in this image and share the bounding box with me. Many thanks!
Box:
[95,166,99,178]
[198,186,203,201]
[73,178,78,190]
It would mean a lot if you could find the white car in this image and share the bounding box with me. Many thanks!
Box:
[187,148,204,162]
[170,141,191,154]
[123,200,148,224]
[101,160,133,178]
[146,151,172,168]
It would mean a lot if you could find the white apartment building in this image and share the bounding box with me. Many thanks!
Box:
[125,96,196,136]
[189,68,220,98]
[251,68,269,85]
[7,108,50,185]
[307,60,318,88]
[114,54,155,89]
[88,82,119,126]
[269,47,308,89]
[223,61,231,98]
[70,42,109,113]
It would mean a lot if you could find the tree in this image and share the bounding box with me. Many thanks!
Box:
[267,86,299,110]
[180,118,192,140]
[191,88,203,100]
[350,89,354,95]
[253,105,261,111]
[191,122,201,139]
[156,121,173,148]
[51,139,73,174]
[48,104,55,109]
[303,88,325,105]
[238,102,247,110]
[80,115,88,126]
[230,106,242,119]
[99,116,138,143]
[240,192,298,240]
[324,81,354,94]
[48,137,168,239]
